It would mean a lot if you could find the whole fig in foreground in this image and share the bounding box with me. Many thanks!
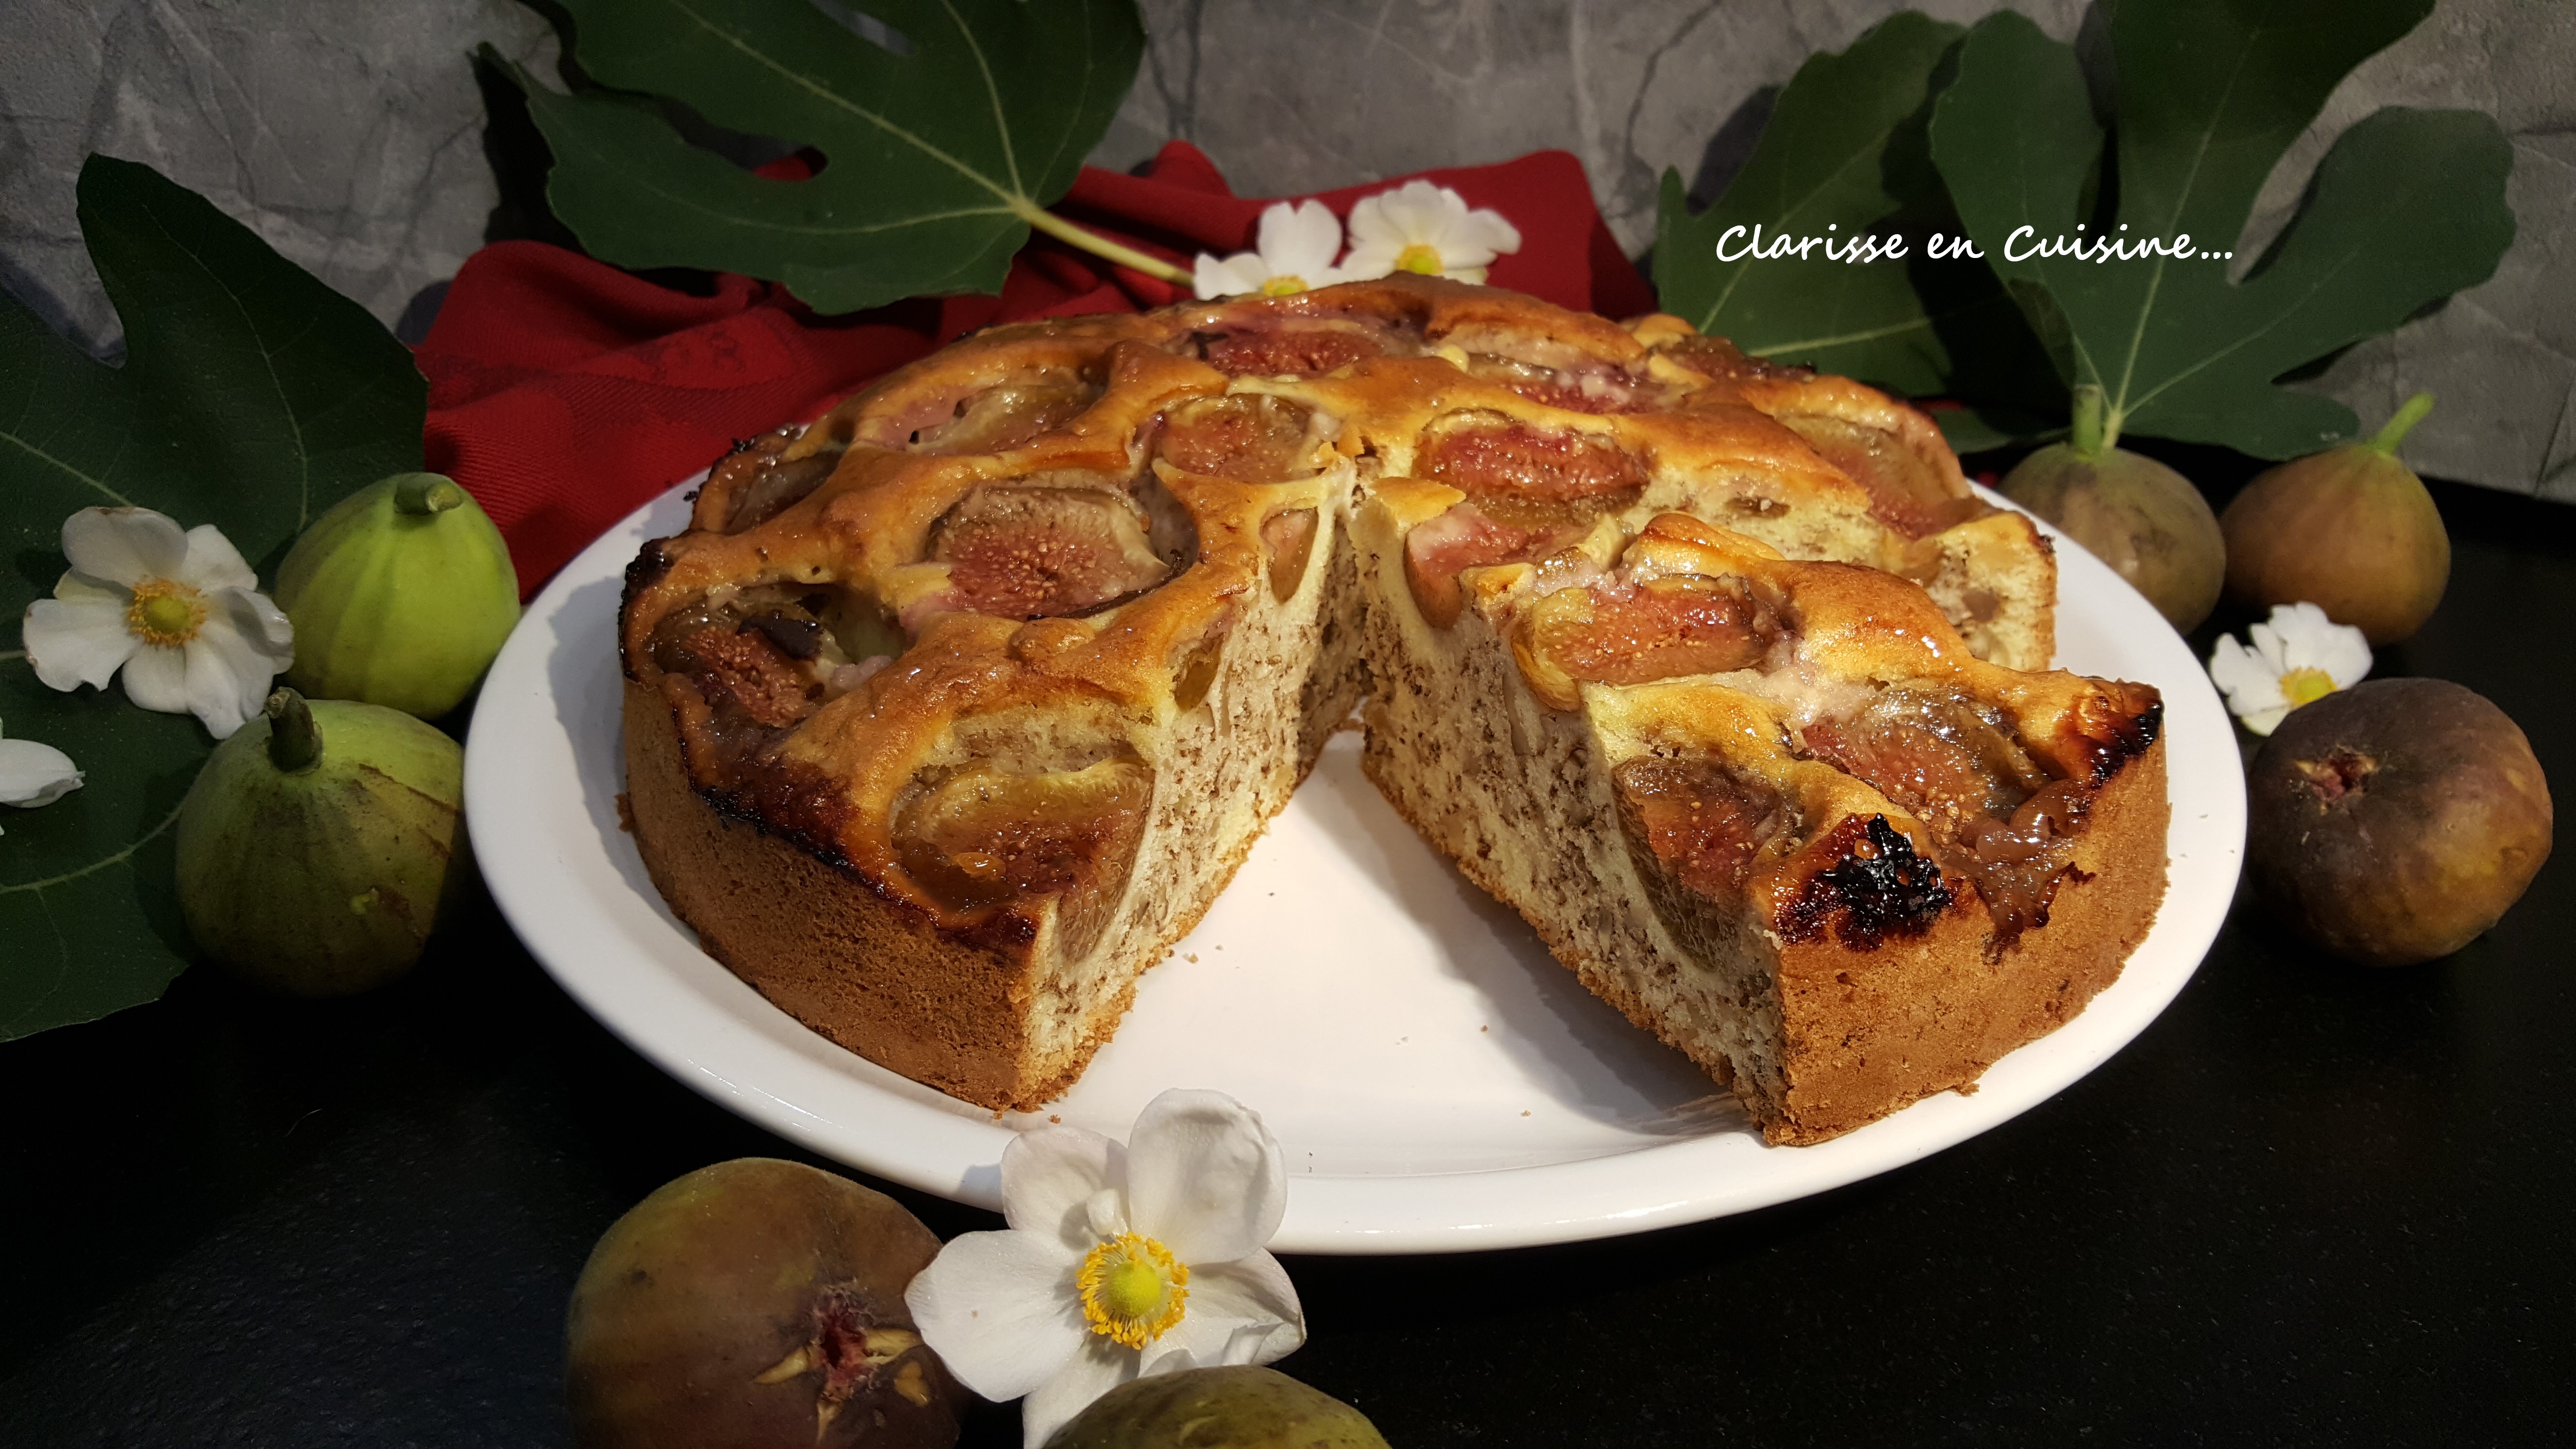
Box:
[1048,1366,1391,1449]
[176,689,466,996]
[2222,392,2449,644]
[2000,388,2224,631]
[276,471,520,719]
[2247,678,2551,966]
[566,1158,965,1449]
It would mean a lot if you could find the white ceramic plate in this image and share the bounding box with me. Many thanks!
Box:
[467,482,2244,1254]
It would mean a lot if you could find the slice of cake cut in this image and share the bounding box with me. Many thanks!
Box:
[1346,507,2167,1142]
[616,274,2163,1138]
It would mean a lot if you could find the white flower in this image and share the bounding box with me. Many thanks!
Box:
[1193,200,1347,300]
[21,507,295,740]
[906,1089,1305,1448]
[1339,180,1522,285]
[0,720,84,834]
[2208,602,2371,736]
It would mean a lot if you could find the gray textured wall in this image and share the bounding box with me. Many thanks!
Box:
[4,0,2568,497]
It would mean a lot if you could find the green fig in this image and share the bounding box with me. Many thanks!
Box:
[176,689,467,996]
[1048,1366,1391,1449]
[276,471,520,719]
[2221,392,2449,644]
[1999,386,2225,631]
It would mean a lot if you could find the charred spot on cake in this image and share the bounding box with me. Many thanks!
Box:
[1417,410,1646,510]
[1261,508,1320,601]
[929,485,1173,620]
[1158,394,1325,481]
[1515,575,1784,709]
[707,755,860,866]
[1777,816,1955,950]
[891,757,1153,959]
[2070,692,2163,784]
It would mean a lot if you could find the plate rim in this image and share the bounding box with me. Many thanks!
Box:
[466,481,2245,1254]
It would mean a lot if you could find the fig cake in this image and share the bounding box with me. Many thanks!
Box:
[617,274,2167,1143]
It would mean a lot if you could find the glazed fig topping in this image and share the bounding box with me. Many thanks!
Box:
[1190,324,1387,377]
[931,486,1172,620]
[1159,394,1323,481]
[1401,500,1556,629]
[1261,508,1319,602]
[892,758,1152,957]
[1615,757,1793,907]
[1771,413,1985,539]
[1462,354,1641,414]
[1515,575,1782,708]
[1417,411,1646,508]
[912,377,1101,455]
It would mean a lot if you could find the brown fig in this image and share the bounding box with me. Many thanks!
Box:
[2246,678,2551,966]
[565,1158,966,1449]
[1047,1366,1392,1449]
[1999,386,2224,631]
[2221,392,2449,644]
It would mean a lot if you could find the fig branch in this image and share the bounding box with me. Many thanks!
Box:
[1010,200,1193,287]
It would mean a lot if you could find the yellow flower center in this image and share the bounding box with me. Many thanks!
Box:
[1076,1232,1188,1349]
[2279,666,2338,708]
[1394,243,1445,275]
[126,578,207,647]
[1260,274,1308,297]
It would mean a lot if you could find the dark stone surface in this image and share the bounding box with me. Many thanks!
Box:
[2,478,2570,1447]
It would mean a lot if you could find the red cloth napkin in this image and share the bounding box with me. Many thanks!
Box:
[418,141,1654,595]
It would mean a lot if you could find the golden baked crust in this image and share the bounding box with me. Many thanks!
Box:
[617,274,2151,1136]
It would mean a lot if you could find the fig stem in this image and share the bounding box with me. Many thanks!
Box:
[2367,392,2436,455]
[2069,384,2115,458]
[265,689,321,772]
[393,472,467,516]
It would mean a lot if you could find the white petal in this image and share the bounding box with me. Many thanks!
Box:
[61,507,187,588]
[1019,1338,1141,1449]
[1445,265,1491,285]
[2244,617,2291,676]
[2270,602,2372,687]
[179,523,258,593]
[1084,1186,1129,1241]
[23,595,140,692]
[1342,191,1404,253]
[1194,251,1272,300]
[0,736,84,808]
[1454,206,1523,258]
[2206,635,2287,716]
[1336,242,1399,281]
[1002,1126,1124,1254]
[1123,1089,1287,1265]
[1260,200,1343,278]
[902,1228,1087,1403]
[186,599,291,740]
[2239,705,2290,736]
[1378,181,1459,244]
[1159,1251,1304,1368]
[118,643,193,717]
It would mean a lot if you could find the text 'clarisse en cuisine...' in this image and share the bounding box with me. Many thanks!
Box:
[1711,223,2238,264]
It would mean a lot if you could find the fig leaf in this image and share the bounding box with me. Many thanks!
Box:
[499,0,1145,314]
[1650,12,2059,413]
[0,155,425,1040]
[1930,1,2515,459]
